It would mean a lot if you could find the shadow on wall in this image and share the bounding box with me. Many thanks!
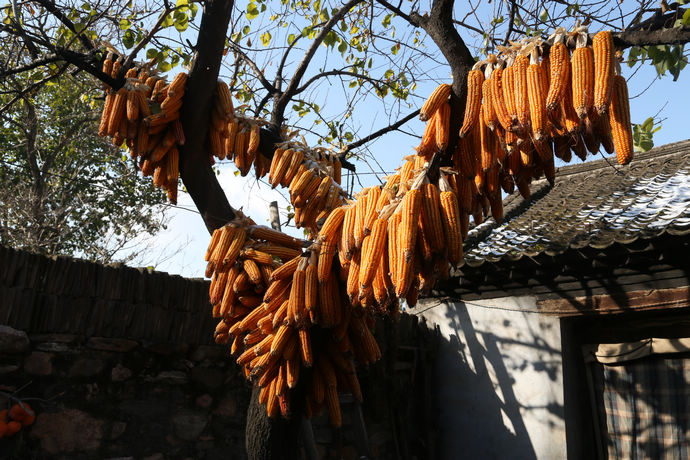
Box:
[409,297,565,460]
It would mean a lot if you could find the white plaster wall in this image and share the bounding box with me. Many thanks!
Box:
[411,296,565,460]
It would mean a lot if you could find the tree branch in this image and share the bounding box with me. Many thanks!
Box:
[32,0,96,51]
[0,54,62,77]
[375,0,419,26]
[411,0,475,175]
[121,6,176,74]
[503,0,519,45]
[341,108,420,154]
[227,42,278,95]
[294,69,392,95]
[271,0,364,128]
[178,0,237,234]
[613,26,690,48]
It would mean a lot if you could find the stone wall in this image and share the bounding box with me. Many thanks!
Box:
[0,326,250,459]
[0,247,438,459]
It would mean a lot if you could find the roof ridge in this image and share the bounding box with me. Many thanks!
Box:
[553,139,690,179]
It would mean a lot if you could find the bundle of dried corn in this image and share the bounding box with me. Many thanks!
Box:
[99,54,186,204]
[413,26,632,226]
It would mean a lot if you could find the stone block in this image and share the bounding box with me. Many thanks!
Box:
[111,363,132,382]
[87,337,139,352]
[29,408,104,454]
[172,412,208,441]
[190,367,224,390]
[155,370,188,385]
[0,325,30,353]
[24,351,53,376]
[69,358,105,378]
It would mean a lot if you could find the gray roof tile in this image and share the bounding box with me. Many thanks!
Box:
[461,140,690,267]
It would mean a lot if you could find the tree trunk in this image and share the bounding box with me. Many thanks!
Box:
[245,382,306,460]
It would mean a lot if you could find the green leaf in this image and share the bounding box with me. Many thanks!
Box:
[391,43,400,55]
[261,31,271,46]
[641,117,654,131]
[682,8,690,26]
[146,48,157,59]
[246,2,259,20]
[119,18,130,30]
[161,13,173,28]
[382,14,391,28]
[122,29,134,49]
[323,30,336,48]
[288,33,296,45]
[338,40,347,54]
[539,8,548,22]
[174,13,188,32]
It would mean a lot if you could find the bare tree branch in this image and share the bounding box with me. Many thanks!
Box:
[121,5,176,74]
[0,54,62,77]
[32,0,96,51]
[341,108,420,154]
[227,42,278,95]
[271,0,365,128]
[294,69,393,95]
[614,26,690,48]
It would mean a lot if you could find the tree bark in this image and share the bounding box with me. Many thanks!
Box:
[178,0,237,234]
[245,385,305,460]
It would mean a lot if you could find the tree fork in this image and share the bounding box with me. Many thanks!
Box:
[412,0,476,182]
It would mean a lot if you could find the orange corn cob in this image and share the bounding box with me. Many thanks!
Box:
[126,87,139,122]
[223,227,246,268]
[215,80,235,119]
[353,192,368,249]
[319,206,345,243]
[459,68,484,138]
[546,42,570,115]
[282,150,305,187]
[478,106,494,172]
[481,79,497,131]
[288,268,305,325]
[502,63,517,124]
[358,218,388,289]
[319,273,342,327]
[421,183,444,254]
[304,262,318,321]
[527,55,548,141]
[491,67,513,131]
[268,148,285,184]
[340,205,356,260]
[167,72,188,99]
[435,101,451,151]
[299,329,313,367]
[513,54,530,129]
[99,91,115,137]
[271,148,295,187]
[363,186,381,235]
[249,225,305,249]
[317,241,337,282]
[609,75,634,165]
[420,83,452,121]
[439,190,463,267]
[571,45,594,120]
[107,88,128,137]
[387,213,401,292]
[593,30,615,116]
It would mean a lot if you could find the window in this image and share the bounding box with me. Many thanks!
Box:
[584,338,690,459]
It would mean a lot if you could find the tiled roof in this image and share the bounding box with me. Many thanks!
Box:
[462,139,690,268]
